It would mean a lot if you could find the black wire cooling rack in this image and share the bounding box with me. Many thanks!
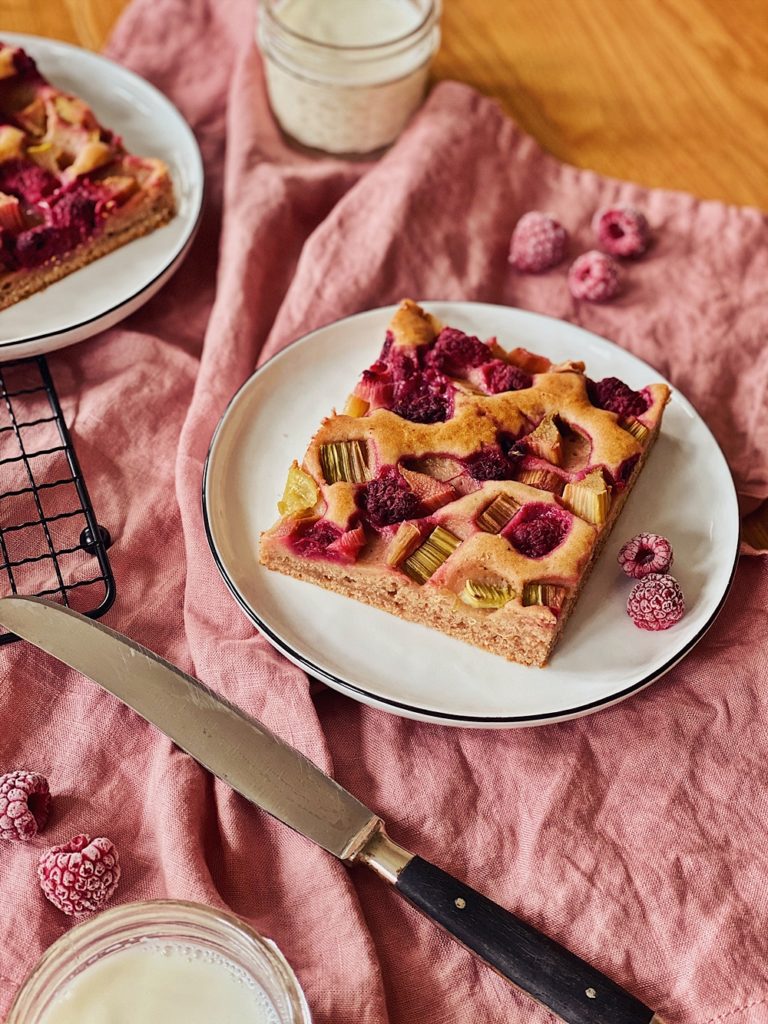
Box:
[0,356,114,644]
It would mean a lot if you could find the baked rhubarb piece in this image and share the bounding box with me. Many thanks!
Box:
[260,300,670,667]
[0,42,175,310]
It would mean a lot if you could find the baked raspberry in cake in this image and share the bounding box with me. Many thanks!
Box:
[0,42,175,310]
[259,300,670,667]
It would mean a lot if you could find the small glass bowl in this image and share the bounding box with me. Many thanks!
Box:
[7,900,312,1024]
[257,0,441,155]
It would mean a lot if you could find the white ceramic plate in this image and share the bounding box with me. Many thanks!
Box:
[0,33,204,359]
[203,303,739,728]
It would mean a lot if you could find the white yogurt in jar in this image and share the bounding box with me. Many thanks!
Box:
[275,0,422,46]
[258,0,440,153]
[38,942,281,1024]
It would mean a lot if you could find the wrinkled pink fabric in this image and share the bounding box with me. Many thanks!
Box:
[1,0,768,1020]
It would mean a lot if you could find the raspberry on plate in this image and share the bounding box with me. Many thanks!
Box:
[626,573,684,631]
[618,533,673,578]
[38,834,121,916]
[593,206,650,257]
[568,250,621,302]
[0,770,50,842]
[509,212,568,273]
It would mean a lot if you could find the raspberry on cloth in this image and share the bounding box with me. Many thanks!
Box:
[0,0,767,1022]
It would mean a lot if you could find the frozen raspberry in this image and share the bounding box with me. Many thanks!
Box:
[38,834,120,916]
[593,206,650,257]
[427,328,493,375]
[392,371,453,424]
[618,533,673,578]
[360,470,420,527]
[568,250,620,302]
[0,770,50,842]
[588,377,649,418]
[465,447,513,481]
[0,160,57,204]
[509,212,568,272]
[506,503,572,558]
[626,573,684,631]
[292,519,342,558]
[475,360,533,395]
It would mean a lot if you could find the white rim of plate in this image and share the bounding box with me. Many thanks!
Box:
[202,303,741,727]
[0,33,204,350]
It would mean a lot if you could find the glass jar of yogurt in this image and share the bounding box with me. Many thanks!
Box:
[257,0,441,154]
[7,900,312,1024]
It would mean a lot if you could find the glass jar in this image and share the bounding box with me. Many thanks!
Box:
[257,0,441,155]
[7,900,312,1024]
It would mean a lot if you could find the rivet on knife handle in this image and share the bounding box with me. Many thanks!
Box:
[356,825,660,1024]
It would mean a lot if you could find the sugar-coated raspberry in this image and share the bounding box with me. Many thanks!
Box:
[588,377,649,418]
[509,212,568,273]
[593,206,650,257]
[427,328,493,375]
[476,360,533,395]
[465,447,512,481]
[38,834,120,916]
[506,503,572,558]
[626,573,684,631]
[568,250,620,302]
[618,533,673,578]
[0,770,50,842]
[360,470,420,527]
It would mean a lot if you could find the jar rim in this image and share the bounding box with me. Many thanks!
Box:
[261,0,437,54]
[8,899,311,1024]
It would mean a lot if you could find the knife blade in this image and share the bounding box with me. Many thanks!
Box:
[0,596,664,1024]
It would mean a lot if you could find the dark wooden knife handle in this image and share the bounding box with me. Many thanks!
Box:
[396,856,656,1024]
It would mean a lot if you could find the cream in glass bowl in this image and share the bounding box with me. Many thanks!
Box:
[7,901,312,1024]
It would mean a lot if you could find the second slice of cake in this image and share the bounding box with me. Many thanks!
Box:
[260,300,670,667]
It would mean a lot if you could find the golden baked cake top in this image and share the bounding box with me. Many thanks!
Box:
[266,299,669,619]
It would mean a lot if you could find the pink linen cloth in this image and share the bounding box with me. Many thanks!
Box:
[2,0,768,1020]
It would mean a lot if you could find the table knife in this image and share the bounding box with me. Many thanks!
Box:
[0,596,664,1024]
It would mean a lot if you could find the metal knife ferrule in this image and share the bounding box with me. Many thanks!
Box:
[351,822,414,883]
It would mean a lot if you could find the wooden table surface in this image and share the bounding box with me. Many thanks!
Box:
[2,0,766,537]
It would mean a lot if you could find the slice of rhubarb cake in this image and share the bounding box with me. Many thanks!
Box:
[259,300,670,667]
[0,42,175,310]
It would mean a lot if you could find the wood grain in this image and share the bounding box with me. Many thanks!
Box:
[2,0,767,531]
[4,0,766,209]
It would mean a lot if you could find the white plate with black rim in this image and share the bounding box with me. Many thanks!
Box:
[0,33,204,360]
[203,302,739,728]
